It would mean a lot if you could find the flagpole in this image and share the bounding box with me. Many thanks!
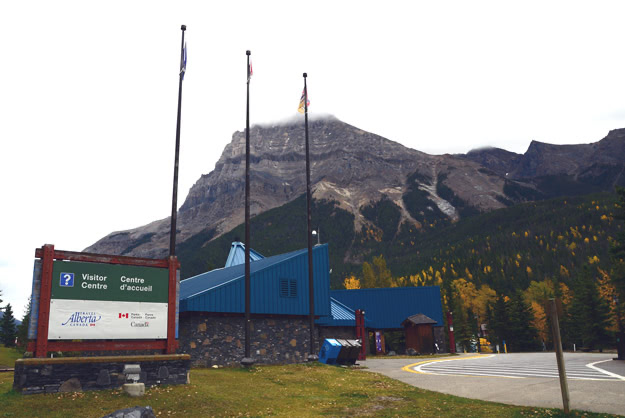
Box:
[169,24,186,257]
[242,50,254,367]
[303,73,318,361]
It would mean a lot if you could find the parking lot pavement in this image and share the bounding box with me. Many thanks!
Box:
[360,353,625,416]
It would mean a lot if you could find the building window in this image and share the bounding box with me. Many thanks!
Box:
[279,278,297,298]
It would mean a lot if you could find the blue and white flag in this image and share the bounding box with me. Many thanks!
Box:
[180,43,187,80]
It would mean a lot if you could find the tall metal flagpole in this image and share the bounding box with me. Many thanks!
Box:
[303,73,318,361]
[242,50,254,366]
[169,25,186,257]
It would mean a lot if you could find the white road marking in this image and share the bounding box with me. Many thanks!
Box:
[412,354,625,381]
[586,359,625,381]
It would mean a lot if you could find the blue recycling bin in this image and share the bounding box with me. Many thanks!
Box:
[319,339,343,365]
[319,338,362,365]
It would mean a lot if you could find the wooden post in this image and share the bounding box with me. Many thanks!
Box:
[35,245,54,358]
[447,311,456,354]
[166,256,179,354]
[549,298,570,413]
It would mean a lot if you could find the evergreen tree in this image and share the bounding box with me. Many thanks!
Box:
[440,279,455,350]
[0,303,17,347]
[506,291,540,352]
[16,299,31,350]
[450,282,473,352]
[489,294,509,346]
[569,265,612,350]
[610,186,625,358]
[611,187,625,299]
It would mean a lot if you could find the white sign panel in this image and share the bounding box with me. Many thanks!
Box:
[48,299,168,340]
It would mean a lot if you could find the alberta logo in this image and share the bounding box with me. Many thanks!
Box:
[61,311,102,327]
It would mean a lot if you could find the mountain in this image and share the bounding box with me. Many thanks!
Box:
[462,128,625,201]
[86,117,510,258]
[86,118,625,284]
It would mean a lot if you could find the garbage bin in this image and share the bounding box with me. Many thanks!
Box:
[319,339,361,365]
[319,339,343,365]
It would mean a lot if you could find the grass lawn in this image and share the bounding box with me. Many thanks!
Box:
[0,346,22,369]
[0,362,620,418]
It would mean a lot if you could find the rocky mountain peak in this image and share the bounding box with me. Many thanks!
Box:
[85,117,508,258]
[88,120,625,262]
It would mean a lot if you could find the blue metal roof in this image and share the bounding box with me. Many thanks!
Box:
[316,297,373,327]
[224,241,265,267]
[330,286,443,329]
[180,244,330,317]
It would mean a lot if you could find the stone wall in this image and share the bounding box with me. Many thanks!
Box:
[13,354,190,395]
[179,313,318,367]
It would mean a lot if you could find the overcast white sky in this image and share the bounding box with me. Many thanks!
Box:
[2,1,625,318]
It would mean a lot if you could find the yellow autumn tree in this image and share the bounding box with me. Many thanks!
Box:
[531,301,548,342]
[360,254,394,288]
[361,262,376,288]
[523,280,556,341]
[473,284,497,319]
[343,275,361,289]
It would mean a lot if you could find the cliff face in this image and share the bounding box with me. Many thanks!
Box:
[85,117,509,258]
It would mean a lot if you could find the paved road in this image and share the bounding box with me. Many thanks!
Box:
[361,353,625,415]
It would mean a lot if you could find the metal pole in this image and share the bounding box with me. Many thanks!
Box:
[242,50,254,367]
[304,73,317,361]
[475,315,481,353]
[169,25,186,257]
[549,298,570,413]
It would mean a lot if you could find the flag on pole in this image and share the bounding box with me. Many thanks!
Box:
[180,43,187,80]
[298,88,310,114]
[248,60,253,82]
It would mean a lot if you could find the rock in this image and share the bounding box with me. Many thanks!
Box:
[100,406,156,418]
[44,384,60,393]
[157,366,169,379]
[59,378,82,393]
[387,351,396,356]
[122,383,145,397]
[97,369,111,386]
[406,348,417,356]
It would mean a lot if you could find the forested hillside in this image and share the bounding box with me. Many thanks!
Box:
[179,192,621,291]
[346,190,625,352]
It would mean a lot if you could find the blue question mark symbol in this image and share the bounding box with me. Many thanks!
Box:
[64,274,71,286]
